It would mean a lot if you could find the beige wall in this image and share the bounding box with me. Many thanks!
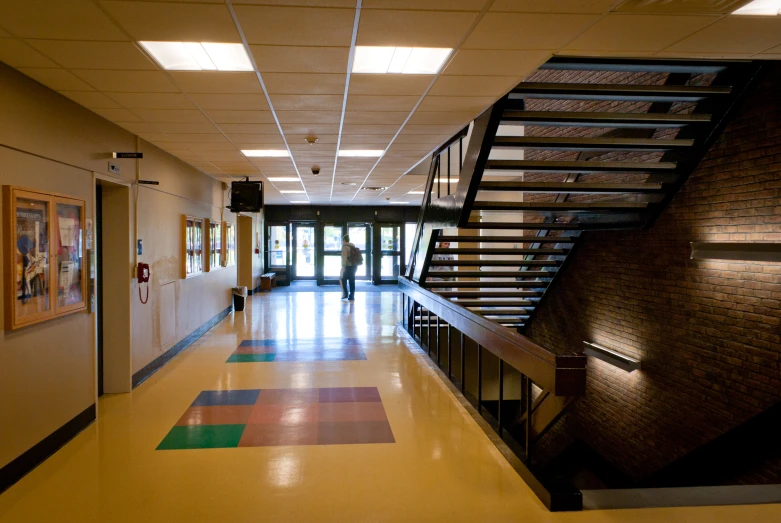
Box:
[237,212,264,292]
[0,62,236,468]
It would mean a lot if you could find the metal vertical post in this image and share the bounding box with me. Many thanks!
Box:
[460,333,465,393]
[498,360,504,436]
[477,344,483,413]
[524,376,533,464]
[426,309,432,355]
[447,147,451,195]
[447,325,452,380]
[435,314,441,366]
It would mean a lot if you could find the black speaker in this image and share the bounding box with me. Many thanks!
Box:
[228,181,263,213]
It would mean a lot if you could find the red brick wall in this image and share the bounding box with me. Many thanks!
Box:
[526,65,781,482]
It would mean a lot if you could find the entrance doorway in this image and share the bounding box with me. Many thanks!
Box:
[95,178,132,394]
[292,224,315,280]
[374,224,401,284]
[317,223,372,285]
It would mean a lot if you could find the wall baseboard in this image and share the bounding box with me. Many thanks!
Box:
[132,305,233,388]
[0,404,96,495]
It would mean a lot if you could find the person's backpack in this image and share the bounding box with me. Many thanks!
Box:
[348,245,364,266]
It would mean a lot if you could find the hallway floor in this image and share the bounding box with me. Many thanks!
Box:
[0,291,779,522]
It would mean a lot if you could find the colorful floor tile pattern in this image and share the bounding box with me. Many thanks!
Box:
[226,338,367,363]
[157,387,394,450]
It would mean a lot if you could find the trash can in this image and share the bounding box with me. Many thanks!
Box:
[232,286,248,312]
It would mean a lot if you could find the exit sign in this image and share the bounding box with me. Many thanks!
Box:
[113,152,143,159]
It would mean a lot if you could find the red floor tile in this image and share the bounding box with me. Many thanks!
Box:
[317,402,389,423]
[238,423,319,447]
[175,405,255,426]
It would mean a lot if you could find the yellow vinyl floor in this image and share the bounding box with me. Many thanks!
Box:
[0,290,779,522]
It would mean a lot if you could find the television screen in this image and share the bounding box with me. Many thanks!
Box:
[228,181,263,213]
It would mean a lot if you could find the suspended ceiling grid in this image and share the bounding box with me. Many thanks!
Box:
[1,1,780,205]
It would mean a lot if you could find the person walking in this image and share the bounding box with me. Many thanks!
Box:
[340,234,361,301]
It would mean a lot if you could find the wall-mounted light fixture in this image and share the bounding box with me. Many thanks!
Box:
[583,341,641,373]
[691,242,781,263]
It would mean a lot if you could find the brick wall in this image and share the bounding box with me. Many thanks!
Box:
[526,64,781,483]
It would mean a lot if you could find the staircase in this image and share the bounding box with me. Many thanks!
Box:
[406,57,764,333]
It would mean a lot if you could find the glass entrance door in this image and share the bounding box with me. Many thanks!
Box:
[321,224,344,284]
[376,225,401,283]
[292,224,315,280]
[348,224,371,280]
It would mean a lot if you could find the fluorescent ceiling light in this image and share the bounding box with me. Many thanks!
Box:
[341,182,357,186]
[352,46,452,74]
[139,41,253,71]
[390,201,410,204]
[338,149,384,157]
[733,0,781,15]
[241,150,289,157]
[408,191,424,195]
[267,177,300,182]
[280,190,306,194]
[290,200,309,203]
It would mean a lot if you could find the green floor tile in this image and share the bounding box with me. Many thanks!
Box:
[157,424,246,450]
[227,353,276,363]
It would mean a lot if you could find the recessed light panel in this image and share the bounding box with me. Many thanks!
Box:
[338,150,384,157]
[267,177,300,181]
[390,201,410,204]
[733,0,781,14]
[280,190,306,194]
[290,200,309,203]
[140,41,253,71]
[242,150,290,157]
[352,46,452,74]
[408,191,424,195]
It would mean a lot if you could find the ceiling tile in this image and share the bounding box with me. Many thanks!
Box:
[340,134,393,145]
[204,110,275,124]
[19,68,94,90]
[235,6,354,46]
[216,123,280,134]
[59,90,123,109]
[417,95,495,113]
[227,134,286,144]
[464,13,598,50]
[348,75,432,96]
[115,121,164,134]
[286,134,338,144]
[565,14,720,52]
[0,38,58,67]
[346,95,418,112]
[402,124,463,135]
[666,16,781,55]
[179,142,238,151]
[251,46,349,73]
[237,1,354,6]
[280,123,340,135]
[277,111,342,124]
[188,93,270,110]
[26,40,156,70]
[407,111,475,125]
[71,70,177,92]
[169,72,262,94]
[107,92,195,109]
[101,1,240,42]
[428,75,518,97]
[269,94,343,111]
[132,109,209,123]
[90,107,142,122]
[156,122,219,134]
[343,111,409,125]
[616,0,747,14]
[363,0,484,9]
[165,133,228,143]
[357,9,477,47]
[443,49,550,76]
[342,124,400,135]
[263,73,346,94]
[196,151,247,162]
[491,0,618,12]
[0,0,128,41]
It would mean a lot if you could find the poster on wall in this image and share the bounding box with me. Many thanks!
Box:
[85,218,93,250]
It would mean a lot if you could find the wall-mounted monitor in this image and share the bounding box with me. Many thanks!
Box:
[228,181,263,213]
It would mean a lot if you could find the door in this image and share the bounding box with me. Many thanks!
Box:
[96,185,104,397]
[320,224,344,285]
[292,224,315,280]
[266,223,290,285]
[375,224,401,284]
[347,224,371,281]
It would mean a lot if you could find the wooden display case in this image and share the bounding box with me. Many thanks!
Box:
[3,186,87,330]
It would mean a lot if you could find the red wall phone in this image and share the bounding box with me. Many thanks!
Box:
[137,263,150,304]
